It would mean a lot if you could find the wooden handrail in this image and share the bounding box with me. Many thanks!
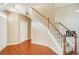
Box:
[59,22,70,31]
[59,22,77,37]
[49,22,64,37]
[31,7,49,20]
[31,7,64,37]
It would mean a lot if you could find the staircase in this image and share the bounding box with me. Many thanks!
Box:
[31,7,77,55]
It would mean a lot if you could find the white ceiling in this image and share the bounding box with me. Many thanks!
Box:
[13,3,74,8]
[55,3,73,7]
[0,3,77,16]
[11,3,74,8]
[0,3,74,11]
[0,3,10,11]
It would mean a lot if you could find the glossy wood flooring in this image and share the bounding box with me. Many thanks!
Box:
[0,40,57,55]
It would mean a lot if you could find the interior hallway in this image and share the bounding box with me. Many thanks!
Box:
[0,3,79,55]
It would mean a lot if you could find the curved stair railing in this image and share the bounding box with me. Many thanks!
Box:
[31,7,77,55]
[58,22,77,55]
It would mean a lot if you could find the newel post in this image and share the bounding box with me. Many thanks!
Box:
[73,32,77,55]
[48,18,49,29]
[63,34,66,55]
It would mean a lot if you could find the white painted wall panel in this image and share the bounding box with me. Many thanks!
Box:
[20,20,28,42]
[0,16,7,51]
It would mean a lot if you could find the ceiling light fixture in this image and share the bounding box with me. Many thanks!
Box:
[76,10,79,12]
[8,4,17,12]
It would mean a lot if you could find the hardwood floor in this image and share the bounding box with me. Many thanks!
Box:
[0,40,57,55]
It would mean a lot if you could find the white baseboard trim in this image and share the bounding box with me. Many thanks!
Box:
[32,41,62,55]
[48,46,62,55]
[0,45,7,52]
[0,40,28,52]
[7,42,20,45]
[7,40,27,45]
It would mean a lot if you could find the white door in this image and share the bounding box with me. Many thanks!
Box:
[20,19,28,42]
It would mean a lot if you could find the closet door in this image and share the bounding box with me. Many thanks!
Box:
[20,19,28,42]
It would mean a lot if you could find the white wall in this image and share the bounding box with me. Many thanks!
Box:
[8,13,20,44]
[55,4,79,31]
[33,4,55,23]
[0,16,7,51]
[31,21,62,54]
[55,4,79,52]
[31,4,63,54]
[0,12,30,52]
[8,12,29,45]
